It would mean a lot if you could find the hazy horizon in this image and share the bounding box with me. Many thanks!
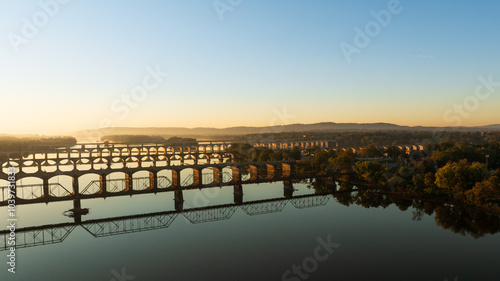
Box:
[2,0,500,134]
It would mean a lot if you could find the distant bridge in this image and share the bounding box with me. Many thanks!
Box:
[0,140,423,205]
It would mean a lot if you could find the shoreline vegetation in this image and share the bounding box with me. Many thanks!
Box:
[100,135,197,145]
[225,132,500,232]
[0,136,77,162]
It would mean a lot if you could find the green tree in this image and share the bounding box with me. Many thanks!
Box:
[357,144,382,158]
[353,161,388,185]
[435,160,489,191]
[329,150,355,173]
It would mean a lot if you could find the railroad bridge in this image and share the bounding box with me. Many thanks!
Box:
[252,140,330,150]
[0,160,299,205]
[1,142,232,174]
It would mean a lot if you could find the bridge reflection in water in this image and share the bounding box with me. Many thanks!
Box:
[0,179,339,251]
[0,142,340,251]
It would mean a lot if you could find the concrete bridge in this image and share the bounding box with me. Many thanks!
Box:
[251,140,330,150]
[0,160,301,205]
[331,144,425,155]
[1,142,233,175]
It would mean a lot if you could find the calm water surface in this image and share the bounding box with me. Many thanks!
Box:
[1,181,499,281]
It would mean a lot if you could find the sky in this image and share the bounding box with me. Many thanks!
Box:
[1,0,500,135]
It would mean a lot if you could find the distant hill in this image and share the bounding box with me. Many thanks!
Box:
[69,122,500,142]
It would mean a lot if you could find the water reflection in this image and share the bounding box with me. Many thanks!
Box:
[301,177,500,238]
[2,177,500,253]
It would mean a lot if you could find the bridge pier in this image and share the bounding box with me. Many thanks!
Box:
[213,168,221,185]
[234,184,243,204]
[266,164,275,180]
[149,171,157,190]
[231,167,240,183]
[72,176,80,195]
[125,172,133,192]
[73,199,82,223]
[171,170,180,188]
[174,190,184,211]
[42,177,50,198]
[99,174,106,193]
[284,180,294,199]
[192,169,201,187]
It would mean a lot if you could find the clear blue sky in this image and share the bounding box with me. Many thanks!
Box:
[1,0,499,134]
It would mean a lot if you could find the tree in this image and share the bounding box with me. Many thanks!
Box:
[384,145,402,159]
[329,150,355,173]
[357,144,382,158]
[257,148,273,162]
[435,160,489,191]
[353,161,388,185]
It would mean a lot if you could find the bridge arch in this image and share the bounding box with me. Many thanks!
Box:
[222,153,234,163]
[157,169,174,188]
[139,147,149,156]
[240,165,258,182]
[75,158,92,171]
[209,153,222,164]
[157,147,166,155]
[92,157,109,170]
[259,164,277,180]
[139,156,155,168]
[69,149,81,158]
[21,160,39,174]
[201,167,221,185]
[169,155,184,166]
[131,170,155,191]
[48,175,74,198]
[179,168,201,187]
[124,157,140,169]
[154,155,169,167]
[222,166,240,183]
[111,148,121,157]
[101,149,111,157]
[109,157,125,169]
[149,147,158,155]
[197,154,210,164]
[130,148,140,156]
[183,154,197,165]
[40,160,58,173]
[121,148,131,156]
[281,163,294,178]
[79,173,104,195]
[15,177,43,200]
[58,159,75,172]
